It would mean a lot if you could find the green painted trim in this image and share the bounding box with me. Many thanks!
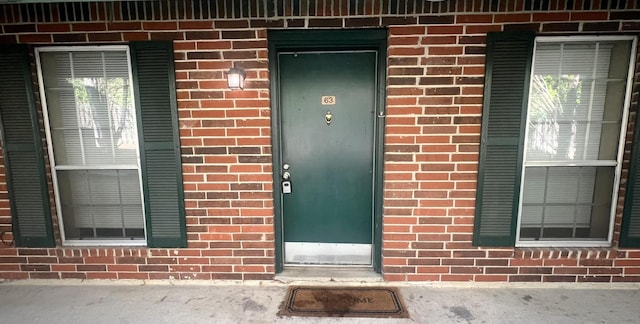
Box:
[130,41,187,248]
[372,35,388,273]
[269,29,388,45]
[268,29,387,273]
[0,45,54,247]
[472,31,534,247]
[621,102,640,247]
[267,40,284,272]
[160,40,188,248]
[267,41,284,272]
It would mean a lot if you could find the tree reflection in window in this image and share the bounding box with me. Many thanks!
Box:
[70,75,137,164]
[528,74,582,160]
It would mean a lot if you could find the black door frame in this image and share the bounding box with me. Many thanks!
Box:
[268,29,388,273]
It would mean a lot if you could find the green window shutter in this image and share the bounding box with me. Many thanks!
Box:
[130,41,186,248]
[0,45,54,247]
[473,31,535,247]
[621,112,640,247]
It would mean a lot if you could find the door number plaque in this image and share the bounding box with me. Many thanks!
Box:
[321,96,336,105]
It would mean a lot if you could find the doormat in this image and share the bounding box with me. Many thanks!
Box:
[278,286,409,318]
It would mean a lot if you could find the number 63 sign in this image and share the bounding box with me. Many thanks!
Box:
[321,96,336,105]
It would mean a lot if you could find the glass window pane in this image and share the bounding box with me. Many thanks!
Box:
[58,170,144,240]
[530,43,560,75]
[544,168,579,203]
[521,206,543,227]
[522,167,546,204]
[526,41,626,162]
[50,129,82,165]
[40,52,72,89]
[561,43,598,75]
[82,128,114,164]
[40,50,137,167]
[71,52,105,79]
[104,51,130,79]
[520,166,614,241]
[544,206,578,227]
[44,89,77,129]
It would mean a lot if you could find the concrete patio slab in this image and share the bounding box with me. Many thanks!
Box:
[0,280,638,323]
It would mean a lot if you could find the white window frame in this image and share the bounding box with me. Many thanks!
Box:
[35,45,147,246]
[516,35,638,248]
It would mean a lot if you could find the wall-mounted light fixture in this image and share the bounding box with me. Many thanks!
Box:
[227,67,245,90]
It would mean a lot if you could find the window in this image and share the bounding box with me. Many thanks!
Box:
[0,42,185,248]
[37,47,145,244]
[518,38,634,245]
[474,32,638,248]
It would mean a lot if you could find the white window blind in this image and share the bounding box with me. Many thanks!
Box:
[38,48,144,242]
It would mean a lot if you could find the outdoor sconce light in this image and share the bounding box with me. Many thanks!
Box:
[227,67,245,90]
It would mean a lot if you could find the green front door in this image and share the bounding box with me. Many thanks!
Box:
[278,51,377,265]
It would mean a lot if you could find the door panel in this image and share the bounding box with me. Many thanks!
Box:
[279,51,377,264]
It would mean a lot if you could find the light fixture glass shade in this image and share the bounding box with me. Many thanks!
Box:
[227,67,245,90]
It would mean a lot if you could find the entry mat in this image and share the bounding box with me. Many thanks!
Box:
[278,286,409,318]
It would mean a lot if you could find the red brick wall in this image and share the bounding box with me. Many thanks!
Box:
[382,13,640,282]
[0,1,639,282]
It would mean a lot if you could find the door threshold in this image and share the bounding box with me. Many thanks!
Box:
[276,266,383,283]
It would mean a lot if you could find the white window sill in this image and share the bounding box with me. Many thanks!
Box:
[516,241,611,248]
[62,240,147,247]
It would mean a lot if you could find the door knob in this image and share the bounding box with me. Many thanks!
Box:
[282,171,291,180]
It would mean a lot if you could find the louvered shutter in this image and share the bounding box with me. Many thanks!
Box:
[473,31,535,246]
[0,45,54,247]
[621,113,640,247]
[130,41,186,248]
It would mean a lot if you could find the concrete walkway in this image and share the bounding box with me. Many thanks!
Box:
[0,280,639,323]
